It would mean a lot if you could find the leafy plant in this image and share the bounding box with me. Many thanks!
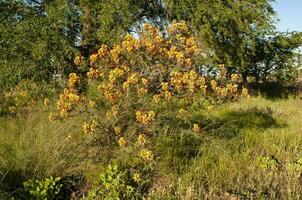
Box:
[23,176,62,200]
[82,164,147,200]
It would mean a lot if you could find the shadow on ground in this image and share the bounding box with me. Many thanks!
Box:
[249,82,297,100]
[203,107,286,139]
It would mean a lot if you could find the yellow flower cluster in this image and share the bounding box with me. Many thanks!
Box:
[122,34,139,52]
[57,88,81,117]
[56,73,82,118]
[87,67,104,79]
[133,172,141,183]
[89,53,98,65]
[170,70,204,93]
[231,74,239,82]
[139,148,154,162]
[138,134,146,145]
[68,73,80,89]
[74,55,84,66]
[167,20,188,34]
[118,137,126,147]
[106,106,118,119]
[82,120,98,134]
[135,111,155,126]
[113,126,121,134]
[178,108,187,116]
[98,44,109,58]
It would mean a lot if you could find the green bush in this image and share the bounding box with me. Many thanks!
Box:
[23,176,62,200]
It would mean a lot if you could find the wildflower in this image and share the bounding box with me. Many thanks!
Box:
[141,78,148,86]
[88,100,96,108]
[122,81,130,91]
[192,123,202,133]
[135,110,155,125]
[82,120,97,134]
[138,134,146,145]
[82,121,90,134]
[211,80,217,90]
[200,85,207,93]
[164,91,172,100]
[242,88,249,97]
[114,126,121,134]
[8,106,16,113]
[89,53,98,65]
[161,82,169,91]
[133,173,141,183]
[178,108,187,116]
[44,98,50,107]
[118,137,126,147]
[153,94,161,103]
[74,55,83,66]
[137,88,148,96]
[139,148,154,161]
[66,133,72,141]
[48,112,55,121]
[231,74,239,82]
[68,73,80,89]
[98,44,108,58]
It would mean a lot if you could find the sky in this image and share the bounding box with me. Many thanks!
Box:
[273,0,302,32]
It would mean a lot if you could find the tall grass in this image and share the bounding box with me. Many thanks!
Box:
[150,97,302,199]
[1,97,302,199]
[0,103,102,198]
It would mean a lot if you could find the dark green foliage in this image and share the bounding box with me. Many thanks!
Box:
[165,0,276,68]
[0,0,79,90]
[243,31,302,83]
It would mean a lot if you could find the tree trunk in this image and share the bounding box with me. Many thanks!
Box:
[241,71,248,86]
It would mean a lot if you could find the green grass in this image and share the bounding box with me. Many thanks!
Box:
[1,97,302,199]
[151,97,302,199]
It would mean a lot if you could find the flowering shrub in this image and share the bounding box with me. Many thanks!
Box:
[55,21,248,197]
[0,81,51,115]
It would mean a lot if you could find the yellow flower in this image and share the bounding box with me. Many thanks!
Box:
[66,133,72,141]
[82,121,90,134]
[114,126,121,134]
[231,74,239,82]
[200,85,207,93]
[164,91,172,100]
[192,123,202,133]
[139,148,154,161]
[88,100,96,108]
[135,110,155,125]
[74,55,83,66]
[68,73,80,89]
[89,53,98,65]
[242,88,249,97]
[44,98,50,107]
[161,82,169,91]
[153,94,161,103]
[8,106,16,113]
[122,81,130,91]
[118,137,126,147]
[133,173,141,183]
[98,44,108,58]
[48,112,55,121]
[137,88,148,96]
[210,80,217,90]
[141,78,148,86]
[138,134,146,145]
[178,108,187,116]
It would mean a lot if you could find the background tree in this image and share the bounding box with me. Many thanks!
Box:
[164,0,276,70]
